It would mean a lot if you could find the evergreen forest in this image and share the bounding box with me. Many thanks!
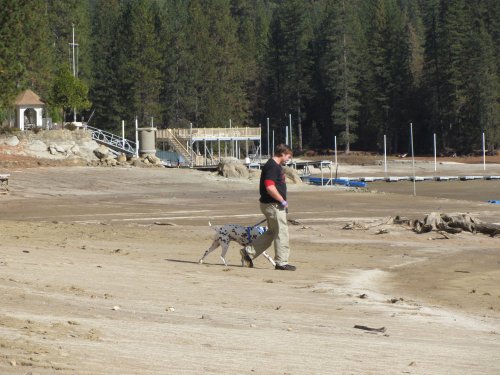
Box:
[0,0,499,155]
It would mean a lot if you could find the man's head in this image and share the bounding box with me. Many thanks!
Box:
[273,144,293,165]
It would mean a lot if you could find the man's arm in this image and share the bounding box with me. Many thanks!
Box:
[265,184,288,208]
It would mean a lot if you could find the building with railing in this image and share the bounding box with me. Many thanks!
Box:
[156,127,262,167]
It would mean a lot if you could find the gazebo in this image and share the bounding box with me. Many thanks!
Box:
[14,89,45,131]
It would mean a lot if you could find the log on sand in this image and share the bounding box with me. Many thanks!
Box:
[411,212,500,237]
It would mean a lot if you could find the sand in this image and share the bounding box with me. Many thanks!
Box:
[0,163,499,374]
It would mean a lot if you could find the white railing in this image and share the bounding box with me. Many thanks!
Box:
[86,125,136,155]
[157,127,261,140]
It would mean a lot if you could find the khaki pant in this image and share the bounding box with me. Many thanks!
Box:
[246,202,290,266]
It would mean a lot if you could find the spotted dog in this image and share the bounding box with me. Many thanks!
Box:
[199,222,275,267]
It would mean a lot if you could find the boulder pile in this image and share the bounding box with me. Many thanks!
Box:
[0,129,164,168]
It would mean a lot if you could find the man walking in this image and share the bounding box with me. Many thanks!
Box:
[241,144,296,271]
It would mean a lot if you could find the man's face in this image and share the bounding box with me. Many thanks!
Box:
[277,152,292,165]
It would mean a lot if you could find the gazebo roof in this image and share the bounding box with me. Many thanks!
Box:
[14,89,44,106]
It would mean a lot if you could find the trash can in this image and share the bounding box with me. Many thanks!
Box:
[138,127,157,156]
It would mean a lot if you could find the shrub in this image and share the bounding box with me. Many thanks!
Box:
[65,123,77,131]
[0,125,19,136]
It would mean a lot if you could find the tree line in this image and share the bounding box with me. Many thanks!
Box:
[0,0,498,154]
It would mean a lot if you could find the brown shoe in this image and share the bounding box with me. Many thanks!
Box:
[240,248,254,268]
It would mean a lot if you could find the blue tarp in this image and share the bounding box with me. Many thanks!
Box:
[308,177,367,188]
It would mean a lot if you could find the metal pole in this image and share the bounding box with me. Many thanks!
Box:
[410,123,416,196]
[267,117,270,158]
[190,122,193,167]
[259,124,262,162]
[383,134,387,174]
[482,132,486,171]
[122,120,125,148]
[319,161,323,186]
[272,130,275,156]
[72,24,76,77]
[71,23,77,123]
[433,133,437,172]
[229,119,233,157]
[285,125,289,145]
[151,117,154,127]
[135,117,139,158]
[289,114,292,149]
[334,136,338,166]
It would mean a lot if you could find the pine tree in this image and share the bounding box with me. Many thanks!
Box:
[265,0,314,150]
[462,9,499,152]
[89,0,122,130]
[0,1,28,118]
[203,0,249,126]
[0,1,54,122]
[46,0,92,81]
[157,0,191,128]
[231,0,273,123]
[22,1,54,101]
[165,0,249,128]
[436,0,470,151]
[361,0,413,154]
[117,0,163,126]
[320,0,363,153]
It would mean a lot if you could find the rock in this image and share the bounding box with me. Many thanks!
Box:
[117,153,127,163]
[28,140,48,152]
[145,153,161,164]
[55,144,66,153]
[112,305,120,310]
[93,145,110,160]
[48,145,58,155]
[132,159,143,167]
[81,140,99,150]
[104,157,117,166]
[283,166,302,184]
[217,157,249,179]
[5,136,19,146]
[70,144,81,155]
[248,169,261,179]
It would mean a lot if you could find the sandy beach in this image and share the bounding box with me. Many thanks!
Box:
[1,163,499,374]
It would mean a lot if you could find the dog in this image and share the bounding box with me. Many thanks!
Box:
[199,222,275,267]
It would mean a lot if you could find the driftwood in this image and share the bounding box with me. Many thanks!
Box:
[410,212,500,237]
[353,325,386,333]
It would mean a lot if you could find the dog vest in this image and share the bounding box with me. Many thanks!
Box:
[246,226,266,243]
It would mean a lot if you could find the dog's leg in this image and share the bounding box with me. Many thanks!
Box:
[219,242,229,266]
[262,251,276,267]
[199,240,220,264]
